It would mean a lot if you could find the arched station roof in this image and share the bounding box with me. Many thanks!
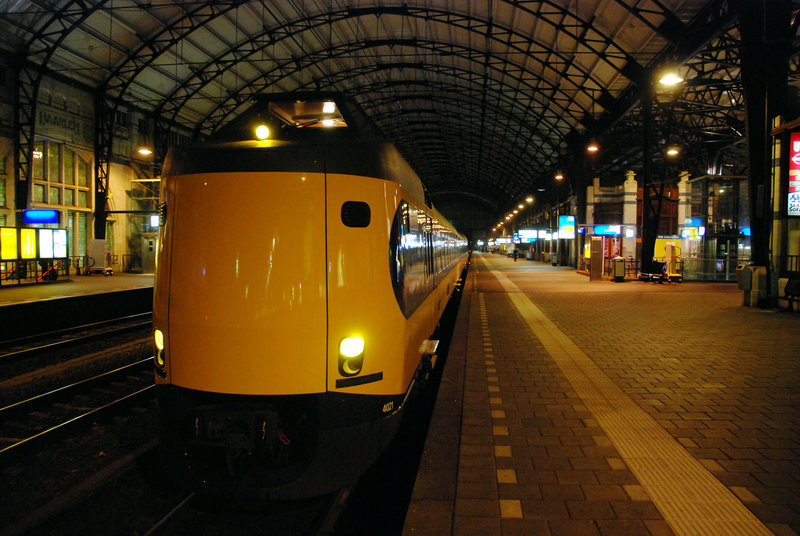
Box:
[1,1,798,236]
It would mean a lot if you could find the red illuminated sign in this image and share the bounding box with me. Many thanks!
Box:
[790,132,800,216]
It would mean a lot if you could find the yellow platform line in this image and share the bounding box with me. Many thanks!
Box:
[482,259,771,536]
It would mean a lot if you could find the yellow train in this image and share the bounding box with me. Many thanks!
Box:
[153,94,468,500]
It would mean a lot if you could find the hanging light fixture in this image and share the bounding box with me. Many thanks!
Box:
[658,68,684,87]
[586,89,600,154]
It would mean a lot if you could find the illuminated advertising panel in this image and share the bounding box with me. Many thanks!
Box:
[54,229,68,258]
[1,228,16,260]
[38,229,54,258]
[518,229,537,242]
[593,224,621,235]
[558,215,575,239]
[24,209,59,225]
[790,132,800,216]
[20,229,37,259]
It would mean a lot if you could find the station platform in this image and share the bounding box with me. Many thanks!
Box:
[404,252,800,536]
[0,273,153,307]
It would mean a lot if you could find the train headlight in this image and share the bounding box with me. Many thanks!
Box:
[338,336,365,377]
[154,329,166,371]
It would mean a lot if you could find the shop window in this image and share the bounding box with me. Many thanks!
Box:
[77,190,87,207]
[64,188,74,206]
[33,184,45,202]
[64,150,74,184]
[50,186,60,204]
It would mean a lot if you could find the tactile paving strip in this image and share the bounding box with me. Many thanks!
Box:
[484,260,772,536]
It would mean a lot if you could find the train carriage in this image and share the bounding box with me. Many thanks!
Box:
[154,94,467,499]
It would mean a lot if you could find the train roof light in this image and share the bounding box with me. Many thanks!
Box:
[255,124,270,140]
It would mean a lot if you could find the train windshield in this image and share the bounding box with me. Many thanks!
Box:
[268,99,348,129]
[207,93,382,143]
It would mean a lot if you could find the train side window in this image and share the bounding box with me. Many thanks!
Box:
[389,201,409,312]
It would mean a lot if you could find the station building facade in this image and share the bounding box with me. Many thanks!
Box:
[0,63,162,278]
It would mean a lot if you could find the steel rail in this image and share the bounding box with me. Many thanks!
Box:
[0,357,154,415]
[0,316,152,361]
[0,384,155,459]
[312,488,351,536]
[0,312,152,349]
[141,493,197,536]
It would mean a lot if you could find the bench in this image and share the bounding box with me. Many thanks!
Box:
[784,277,800,312]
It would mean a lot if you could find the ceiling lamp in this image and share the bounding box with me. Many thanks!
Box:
[659,71,684,86]
[525,196,534,204]
[666,146,681,157]
[554,171,564,181]
[586,139,599,153]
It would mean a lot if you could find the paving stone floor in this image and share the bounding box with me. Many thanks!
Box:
[404,252,799,536]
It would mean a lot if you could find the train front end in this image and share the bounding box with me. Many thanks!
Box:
[153,96,423,500]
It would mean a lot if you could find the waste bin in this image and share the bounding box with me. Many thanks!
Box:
[550,251,558,266]
[736,264,747,289]
[740,265,753,292]
[613,257,625,282]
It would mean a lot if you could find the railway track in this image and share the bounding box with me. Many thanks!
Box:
[0,312,152,362]
[0,357,155,459]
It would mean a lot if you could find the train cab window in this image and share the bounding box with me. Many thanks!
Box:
[341,201,371,227]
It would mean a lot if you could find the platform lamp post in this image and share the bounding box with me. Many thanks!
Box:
[639,67,684,275]
[553,170,576,267]
[553,172,564,265]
